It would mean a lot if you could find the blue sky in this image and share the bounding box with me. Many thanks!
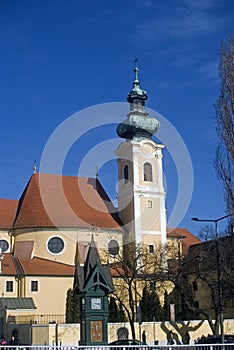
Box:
[0,0,233,235]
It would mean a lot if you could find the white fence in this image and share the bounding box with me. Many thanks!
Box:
[0,345,234,350]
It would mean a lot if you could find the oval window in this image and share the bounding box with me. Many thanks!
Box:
[47,237,64,254]
[0,239,9,253]
[108,239,120,256]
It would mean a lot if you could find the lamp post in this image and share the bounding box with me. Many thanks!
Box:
[191,213,233,344]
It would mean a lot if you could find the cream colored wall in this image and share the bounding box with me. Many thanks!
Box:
[32,323,80,346]
[140,197,161,232]
[142,235,162,245]
[31,320,234,346]
[23,275,73,315]
[57,324,80,346]
[0,276,18,298]
[135,320,234,345]
[14,229,88,264]
[8,226,123,318]
[32,324,50,345]
[13,228,123,265]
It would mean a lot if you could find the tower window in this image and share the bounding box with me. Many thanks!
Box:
[143,162,153,181]
[124,165,129,183]
[148,244,155,254]
[147,200,153,208]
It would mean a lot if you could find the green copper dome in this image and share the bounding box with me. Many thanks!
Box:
[117,66,160,141]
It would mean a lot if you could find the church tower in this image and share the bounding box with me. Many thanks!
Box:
[115,65,167,252]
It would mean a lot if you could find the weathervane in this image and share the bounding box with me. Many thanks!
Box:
[134,56,138,65]
[133,57,139,81]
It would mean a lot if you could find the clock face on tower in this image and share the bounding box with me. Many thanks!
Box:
[91,298,102,310]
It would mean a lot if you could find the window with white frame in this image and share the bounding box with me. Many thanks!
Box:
[6,281,13,292]
[0,239,9,253]
[30,280,39,292]
[47,236,65,254]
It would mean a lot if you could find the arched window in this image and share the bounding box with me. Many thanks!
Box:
[124,164,129,183]
[143,162,153,181]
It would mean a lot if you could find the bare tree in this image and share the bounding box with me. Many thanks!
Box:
[174,236,234,337]
[214,35,234,220]
[106,243,169,339]
[197,224,216,241]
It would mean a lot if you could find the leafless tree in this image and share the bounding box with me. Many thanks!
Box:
[214,35,234,223]
[176,236,234,337]
[104,242,169,339]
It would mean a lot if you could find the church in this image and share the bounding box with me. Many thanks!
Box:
[0,66,200,337]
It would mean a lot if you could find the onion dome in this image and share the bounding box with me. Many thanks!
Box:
[117,65,160,141]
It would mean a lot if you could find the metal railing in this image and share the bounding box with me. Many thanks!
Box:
[0,345,233,350]
[8,315,65,325]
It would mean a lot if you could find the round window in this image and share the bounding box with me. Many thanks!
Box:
[0,239,9,253]
[47,237,64,254]
[108,239,119,256]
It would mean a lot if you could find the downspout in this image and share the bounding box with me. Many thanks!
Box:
[8,228,14,254]
[12,256,25,297]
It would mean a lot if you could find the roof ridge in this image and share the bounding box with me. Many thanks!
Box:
[35,172,95,180]
[19,255,75,267]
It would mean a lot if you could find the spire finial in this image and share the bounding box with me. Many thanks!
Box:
[33,160,37,174]
[116,61,160,141]
[134,57,139,82]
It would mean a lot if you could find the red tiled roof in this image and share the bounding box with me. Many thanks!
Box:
[0,199,18,229]
[17,256,75,276]
[14,241,34,260]
[110,261,132,277]
[1,254,18,275]
[167,227,201,255]
[13,173,123,230]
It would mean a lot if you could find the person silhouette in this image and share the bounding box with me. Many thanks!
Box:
[142,330,146,343]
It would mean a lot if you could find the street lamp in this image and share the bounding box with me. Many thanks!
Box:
[191,213,233,238]
[191,213,234,344]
